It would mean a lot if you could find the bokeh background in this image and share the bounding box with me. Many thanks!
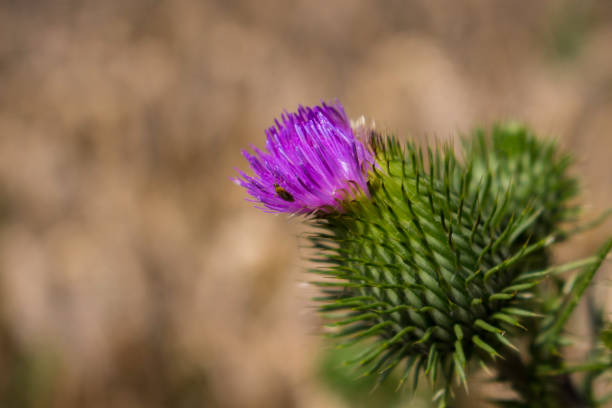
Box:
[0,1,611,407]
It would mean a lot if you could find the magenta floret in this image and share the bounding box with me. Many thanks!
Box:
[234,101,374,213]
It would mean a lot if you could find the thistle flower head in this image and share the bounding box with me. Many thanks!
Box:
[236,103,612,406]
[234,101,375,213]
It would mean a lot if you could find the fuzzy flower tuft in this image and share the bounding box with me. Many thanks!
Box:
[234,101,375,213]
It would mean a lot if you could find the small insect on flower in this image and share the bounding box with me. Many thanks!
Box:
[274,183,295,202]
[234,101,375,213]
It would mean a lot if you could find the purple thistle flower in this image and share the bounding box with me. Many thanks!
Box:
[234,101,375,214]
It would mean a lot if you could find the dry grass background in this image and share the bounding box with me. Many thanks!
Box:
[0,1,611,407]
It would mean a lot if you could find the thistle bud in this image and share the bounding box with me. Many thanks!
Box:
[309,129,576,392]
[466,123,578,244]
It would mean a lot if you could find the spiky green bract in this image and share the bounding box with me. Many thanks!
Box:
[466,123,578,245]
[309,130,573,397]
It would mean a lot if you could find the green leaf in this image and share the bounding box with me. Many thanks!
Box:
[537,238,612,347]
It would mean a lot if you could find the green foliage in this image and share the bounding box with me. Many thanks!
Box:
[308,124,611,405]
[601,327,612,351]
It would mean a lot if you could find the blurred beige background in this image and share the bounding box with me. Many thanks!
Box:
[0,1,611,407]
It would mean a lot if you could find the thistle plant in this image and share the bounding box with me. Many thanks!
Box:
[234,101,612,407]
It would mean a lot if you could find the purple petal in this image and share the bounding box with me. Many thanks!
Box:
[234,101,375,214]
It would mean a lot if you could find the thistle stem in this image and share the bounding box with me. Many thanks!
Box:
[494,352,588,408]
